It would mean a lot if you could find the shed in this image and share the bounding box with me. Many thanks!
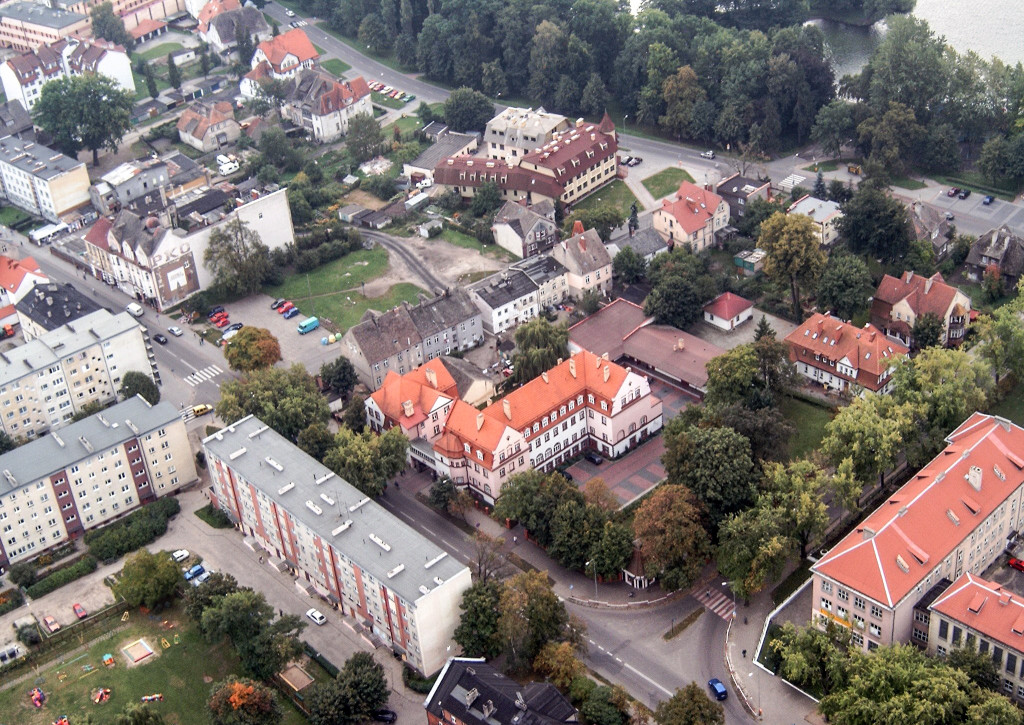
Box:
[703,292,753,332]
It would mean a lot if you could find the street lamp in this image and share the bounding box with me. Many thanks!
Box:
[585,560,598,599]
[748,672,762,720]
[622,114,628,134]
[722,581,736,618]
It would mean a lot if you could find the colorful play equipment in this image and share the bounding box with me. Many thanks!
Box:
[92,687,111,704]
[102,653,114,668]
[52,717,69,725]
[29,687,45,708]
[140,693,163,702]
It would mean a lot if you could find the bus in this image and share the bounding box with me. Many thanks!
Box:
[297,317,320,335]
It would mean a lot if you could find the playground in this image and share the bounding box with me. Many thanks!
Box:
[0,608,307,724]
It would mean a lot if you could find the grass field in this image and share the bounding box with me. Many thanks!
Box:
[890,175,927,190]
[780,395,833,459]
[313,283,426,332]
[642,167,695,199]
[0,609,305,725]
[991,380,1024,426]
[573,179,638,217]
[372,91,407,109]
[266,247,389,300]
[386,115,424,137]
[0,205,32,227]
[435,228,515,261]
[136,42,184,61]
[321,58,351,76]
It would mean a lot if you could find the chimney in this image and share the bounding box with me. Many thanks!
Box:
[425,366,437,388]
[541,371,549,383]
[476,412,484,431]
[579,231,586,251]
[502,398,511,420]
[925,277,934,294]
[569,358,576,378]
[869,331,876,342]
[603,365,610,382]
[482,701,495,718]
[905,271,913,283]
[465,688,479,707]
[572,220,584,237]
[861,526,875,540]
[967,465,982,491]
[402,400,414,418]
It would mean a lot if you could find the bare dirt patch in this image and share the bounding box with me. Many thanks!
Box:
[344,189,388,210]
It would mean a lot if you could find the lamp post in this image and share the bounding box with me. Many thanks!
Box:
[585,560,598,599]
[722,580,736,618]
[748,672,762,720]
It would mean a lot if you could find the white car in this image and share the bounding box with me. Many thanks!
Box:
[700,150,715,159]
[285,8,295,17]
[172,549,189,563]
[168,326,183,337]
[306,608,327,625]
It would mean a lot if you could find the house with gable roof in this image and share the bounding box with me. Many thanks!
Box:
[871,271,971,348]
[966,225,1024,292]
[242,27,318,92]
[274,69,371,143]
[202,5,271,54]
[490,200,558,259]
[365,358,458,445]
[703,292,753,332]
[784,312,908,394]
[812,413,1024,652]
[550,221,612,298]
[176,99,240,152]
[652,180,729,253]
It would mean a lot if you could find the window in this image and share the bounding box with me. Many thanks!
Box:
[871,604,883,619]
[854,596,865,609]
[869,623,881,637]
[837,588,849,602]
[820,598,831,612]
[1007,654,1017,674]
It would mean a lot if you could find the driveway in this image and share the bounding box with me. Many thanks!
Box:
[687,308,797,351]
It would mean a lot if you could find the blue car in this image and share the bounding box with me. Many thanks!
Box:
[283,307,301,319]
[184,564,205,581]
[708,678,727,701]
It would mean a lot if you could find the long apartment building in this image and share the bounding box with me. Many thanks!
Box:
[0,309,158,439]
[811,413,1024,652]
[0,2,89,52]
[0,395,196,568]
[0,135,90,223]
[203,416,472,676]
[367,352,663,504]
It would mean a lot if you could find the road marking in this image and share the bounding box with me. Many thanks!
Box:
[174,354,199,373]
[589,639,596,645]
[184,365,225,387]
[622,662,674,697]
[422,527,437,537]
[615,657,622,663]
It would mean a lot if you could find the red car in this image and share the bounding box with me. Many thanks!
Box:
[72,603,87,619]
[210,312,228,323]
[947,187,960,197]
[278,301,294,314]
[1009,558,1024,573]
[214,317,230,328]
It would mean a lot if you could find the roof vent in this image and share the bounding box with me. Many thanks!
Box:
[946,508,960,526]
[968,592,987,614]
[967,465,982,491]
[861,526,875,540]
[229,447,246,460]
[278,482,295,496]
[349,497,370,512]
[465,688,480,707]
[306,501,323,515]
[482,701,496,718]
[387,564,405,579]
[994,464,1006,482]
[369,533,391,552]
[424,552,448,568]
[331,520,353,536]
[319,493,335,506]
[264,456,283,472]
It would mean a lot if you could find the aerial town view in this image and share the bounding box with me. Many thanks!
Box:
[0,0,1022,723]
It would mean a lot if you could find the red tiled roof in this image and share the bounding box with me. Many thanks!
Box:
[657,181,724,236]
[784,312,908,392]
[368,359,457,428]
[814,413,1024,607]
[703,292,752,320]
[176,101,236,141]
[521,122,617,180]
[316,75,370,114]
[434,400,510,468]
[433,156,564,202]
[84,218,111,251]
[0,255,43,294]
[244,60,272,82]
[930,573,1024,650]
[874,271,964,319]
[129,18,166,39]
[254,28,318,73]
[198,0,240,33]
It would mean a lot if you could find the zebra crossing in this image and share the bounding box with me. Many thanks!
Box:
[184,365,223,387]
[696,587,736,621]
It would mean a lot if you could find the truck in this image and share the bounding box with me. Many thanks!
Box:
[125,303,144,318]
[297,316,320,334]
[0,324,13,340]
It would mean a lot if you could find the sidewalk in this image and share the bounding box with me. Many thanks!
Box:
[622,171,658,211]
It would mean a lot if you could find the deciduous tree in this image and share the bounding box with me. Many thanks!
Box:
[498,570,577,668]
[345,112,385,163]
[469,181,502,217]
[911,312,944,350]
[443,87,494,132]
[632,484,711,591]
[562,205,626,242]
[224,327,282,372]
[454,580,503,659]
[217,364,330,440]
[654,682,724,725]
[118,549,182,609]
[201,590,304,680]
[821,394,913,488]
[717,505,791,600]
[324,427,408,497]
[34,74,133,165]
[120,371,160,405]
[816,253,872,321]
[115,704,166,725]
[534,642,586,690]
[493,470,583,547]
[613,247,647,284]
[975,305,1024,384]
[208,676,282,725]
[296,422,336,461]
[758,212,826,319]
[835,181,913,262]
[770,621,852,697]
[204,218,271,296]
[184,572,240,623]
[90,2,134,49]
[510,318,569,387]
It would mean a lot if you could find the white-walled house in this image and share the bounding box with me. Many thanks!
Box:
[702,292,753,332]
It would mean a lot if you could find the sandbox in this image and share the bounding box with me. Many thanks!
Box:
[279,663,314,693]
[121,639,154,664]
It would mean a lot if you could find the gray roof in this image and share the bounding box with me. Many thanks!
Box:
[470,269,538,309]
[406,289,478,334]
[210,6,269,43]
[0,396,179,501]
[0,100,32,138]
[612,227,667,258]
[967,225,1024,278]
[716,174,768,198]
[0,309,140,387]
[551,229,611,275]
[15,282,103,331]
[511,255,567,286]
[0,2,85,28]
[203,415,468,603]
[0,134,83,181]
[491,201,556,240]
[409,131,476,171]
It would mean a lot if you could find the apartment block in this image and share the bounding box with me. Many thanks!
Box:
[0,395,196,568]
[467,269,539,335]
[811,413,1024,652]
[0,3,89,52]
[51,0,186,33]
[203,415,472,675]
[15,281,103,339]
[0,135,90,223]
[484,107,570,162]
[0,309,158,438]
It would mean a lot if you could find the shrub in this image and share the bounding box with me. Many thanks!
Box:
[8,561,37,588]
[25,555,97,599]
[402,665,437,694]
[295,248,322,272]
[17,624,40,646]
[84,497,181,562]
[0,587,24,616]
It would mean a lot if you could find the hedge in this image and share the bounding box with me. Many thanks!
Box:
[303,643,339,679]
[403,665,437,694]
[0,587,24,616]
[25,555,97,599]
[84,497,180,562]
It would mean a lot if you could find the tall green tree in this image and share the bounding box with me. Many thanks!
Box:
[358,13,391,54]
[118,549,182,609]
[835,181,913,262]
[816,253,873,321]
[323,427,408,497]
[469,181,502,217]
[548,499,607,571]
[493,470,583,548]
[442,87,495,132]
[90,2,134,50]
[201,590,304,680]
[510,318,569,386]
[33,74,133,165]
[345,112,385,163]
[217,364,330,440]
[562,205,625,242]
[769,621,852,697]
[717,504,792,600]
[454,580,503,659]
[975,303,1024,384]
[204,218,271,296]
[758,212,826,320]
[612,247,647,284]
[319,357,358,400]
[632,484,711,591]
[166,53,181,90]
[208,676,283,725]
[498,570,578,668]
[654,681,724,725]
[224,327,282,372]
[120,371,160,405]
[116,704,166,725]
[821,394,914,487]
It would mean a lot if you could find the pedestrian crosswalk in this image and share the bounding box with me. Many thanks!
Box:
[184,365,223,387]
[696,587,736,621]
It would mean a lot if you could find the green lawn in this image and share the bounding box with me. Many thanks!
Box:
[386,114,424,137]
[890,175,927,190]
[780,395,834,459]
[321,58,351,76]
[435,228,516,261]
[265,247,389,300]
[136,42,184,61]
[573,179,639,217]
[991,380,1024,426]
[312,282,426,333]
[641,167,695,199]
[372,90,407,109]
[132,71,170,100]
[0,608,305,725]
[0,205,32,227]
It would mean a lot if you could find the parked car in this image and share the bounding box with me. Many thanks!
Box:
[283,307,301,319]
[172,549,190,563]
[168,326,183,337]
[194,570,212,585]
[404,94,415,102]
[184,564,205,581]
[285,8,295,16]
[153,333,168,345]
[42,616,60,633]
[945,211,955,221]
[947,187,960,197]
[374,710,398,723]
[1009,558,1024,572]
[983,195,995,205]
[271,298,285,309]
[278,301,294,314]
[306,608,327,625]
[708,678,727,701]
[557,468,574,482]
[700,150,715,159]
[72,603,87,620]
[206,305,225,318]
[210,311,228,322]
[958,189,971,199]
[620,156,633,165]
[584,451,604,465]
[225,322,244,332]
[214,317,230,328]
[627,156,642,166]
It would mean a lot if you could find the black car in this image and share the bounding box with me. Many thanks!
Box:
[584,451,604,465]
[983,195,995,205]
[226,322,244,332]
[373,710,397,723]
[958,189,971,199]
[206,305,225,318]
[271,298,285,309]
[557,468,574,482]
[153,334,168,345]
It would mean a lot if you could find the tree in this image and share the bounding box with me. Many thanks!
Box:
[613,247,647,284]
[498,570,577,668]
[358,13,391,54]
[184,572,239,622]
[346,112,385,163]
[319,356,357,400]
[72,400,106,422]
[90,2,133,49]
[632,485,711,592]
[201,589,304,680]
[510,318,568,386]
[589,520,634,580]
[324,426,408,497]
[8,560,37,587]
[493,470,583,548]
[904,238,937,277]
[443,87,494,132]
[217,364,330,440]
[296,422,336,461]
[770,621,852,697]
[946,646,998,691]
[975,306,1024,384]
[535,642,586,690]
[821,394,913,487]
[224,327,282,372]
[835,182,913,262]
[562,205,625,243]
[813,170,827,199]
[120,371,160,405]
[549,499,606,571]
[454,580,503,659]
[714,404,793,462]
[115,704,166,725]
[208,676,282,725]
[119,549,182,609]
[703,345,763,410]
[580,72,609,118]
[758,212,826,320]
[654,682,724,725]
[340,394,367,432]
[811,100,856,158]
[204,218,271,297]
[762,459,828,557]
[470,532,511,583]
[581,686,626,725]
[33,74,133,165]
[910,312,944,351]
[144,64,158,99]
[166,53,181,90]
[816,253,872,321]
[582,477,619,512]
[736,197,787,239]
[336,652,388,720]
[469,181,502,217]
[716,505,792,600]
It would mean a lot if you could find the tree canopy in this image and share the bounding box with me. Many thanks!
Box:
[208,676,282,725]
[118,549,182,609]
[443,87,495,132]
[320,356,358,399]
[217,364,330,440]
[224,327,282,372]
[121,371,160,405]
[200,589,304,680]
[323,426,409,496]
[836,182,913,262]
[90,2,134,49]
[758,212,825,319]
[204,218,272,297]
[632,484,711,591]
[654,682,724,725]
[510,318,569,386]
[816,253,873,321]
[33,74,133,164]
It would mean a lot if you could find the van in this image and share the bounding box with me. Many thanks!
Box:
[218,161,239,176]
[216,154,231,166]
[125,303,144,318]
[297,316,320,335]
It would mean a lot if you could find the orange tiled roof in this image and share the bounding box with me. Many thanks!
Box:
[83,218,111,251]
[176,100,235,141]
[784,312,908,392]
[254,28,318,73]
[434,400,510,468]
[0,255,42,294]
[368,359,457,428]
[197,0,240,33]
[930,573,1024,650]
[814,413,1024,607]
[874,271,962,320]
[657,181,724,236]
[703,292,752,320]
[128,18,166,40]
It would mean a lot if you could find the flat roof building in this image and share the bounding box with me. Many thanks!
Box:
[15,281,103,338]
[0,134,90,222]
[0,2,89,51]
